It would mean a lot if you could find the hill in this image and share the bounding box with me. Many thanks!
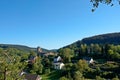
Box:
[65,32,120,48]
[0,44,50,53]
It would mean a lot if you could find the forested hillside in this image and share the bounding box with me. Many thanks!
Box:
[65,32,120,49]
[0,44,50,53]
[57,32,120,79]
[82,32,120,45]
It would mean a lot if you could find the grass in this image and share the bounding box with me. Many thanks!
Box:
[41,70,62,80]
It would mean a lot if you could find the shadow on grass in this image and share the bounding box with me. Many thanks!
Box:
[47,70,62,80]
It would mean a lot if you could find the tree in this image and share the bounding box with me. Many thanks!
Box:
[29,51,36,57]
[96,76,105,80]
[108,49,114,60]
[59,76,69,80]
[59,48,74,63]
[0,57,25,80]
[0,48,27,80]
[42,57,51,68]
[44,68,50,74]
[107,45,120,60]
[88,44,102,58]
[75,60,89,73]
[29,57,43,74]
[80,44,87,56]
[62,63,74,80]
[95,67,101,75]
[90,0,120,12]
[74,71,84,80]
[112,76,119,80]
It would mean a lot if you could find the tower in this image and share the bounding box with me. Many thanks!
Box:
[37,47,42,53]
[37,47,42,56]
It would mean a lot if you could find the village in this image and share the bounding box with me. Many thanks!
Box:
[0,44,120,80]
[21,47,95,80]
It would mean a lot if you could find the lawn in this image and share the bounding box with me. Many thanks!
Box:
[41,70,62,80]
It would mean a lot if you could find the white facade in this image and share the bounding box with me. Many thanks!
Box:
[89,58,94,64]
[53,62,64,70]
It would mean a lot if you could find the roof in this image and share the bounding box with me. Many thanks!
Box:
[83,57,93,61]
[54,56,61,60]
[24,74,41,80]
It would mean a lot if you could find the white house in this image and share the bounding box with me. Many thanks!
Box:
[53,62,64,70]
[54,56,62,62]
[53,56,64,69]
[89,58,94,64]
[83,57,94,64]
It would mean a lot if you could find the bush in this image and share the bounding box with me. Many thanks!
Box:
[96,76,105,80]
[112,76,119,80]
[59,76,69,80]
[44,68,50,74]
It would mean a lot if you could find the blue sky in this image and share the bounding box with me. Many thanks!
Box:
[0,0,120,49]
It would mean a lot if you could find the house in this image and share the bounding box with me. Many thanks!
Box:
[24,74,42,80]
[53,62,65,70]
[83,57,94,64]
[20,71,42,80]
[54,56,62,62]
[28,56,37,64]
[53,56,64,69]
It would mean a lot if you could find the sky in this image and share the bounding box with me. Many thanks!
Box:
[0,0,120,49]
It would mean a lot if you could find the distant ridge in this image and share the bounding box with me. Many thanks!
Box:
[65,32,120,48]
[0,44,35,52]
[0,44,50,52]
[81,32,120,45]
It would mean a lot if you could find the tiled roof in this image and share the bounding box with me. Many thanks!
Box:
[25,74,40,80]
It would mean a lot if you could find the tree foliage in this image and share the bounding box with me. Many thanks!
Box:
[0,48,28,80]
[59,48,74,62]
[90,0,120,12]
[59,76,69,80]
[74,71,84,80]
[75,60,89,73]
